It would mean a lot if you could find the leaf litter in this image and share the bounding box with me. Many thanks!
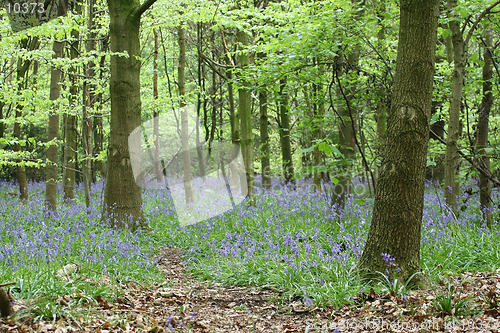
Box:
[2,248,500,332]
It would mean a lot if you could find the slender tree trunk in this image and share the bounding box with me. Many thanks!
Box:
[103,0,157,227]
[14,37,38,201]
[196,23,206,180]
[278,77,294,186]
[259,86,271,190]
[93,36,108,181]
[312,64,325,191]
[63,15,80,202]
[178,25,194,204]
[375,0,387,160]
[152,28,163,182]
[237,30,254,197]
[334,56,355,207]
[443,0,465,214]
[477,25,493,227]
[45,39,65,212]
[227,68,240,192]
[359,0,439,286]
[14,107,28,202]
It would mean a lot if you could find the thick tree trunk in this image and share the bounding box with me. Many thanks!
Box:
[103,0,156,227]
[178,25,194,204]
[278,78,294,186]
[359,0,438,286]
[477,26,493,227]
[237,30,254,197]
[45,39,65,212]
[443,0,465,214]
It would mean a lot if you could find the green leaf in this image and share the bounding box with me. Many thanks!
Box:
[355,199,365,205]
[441,28,451,39]
[317,141,333,155]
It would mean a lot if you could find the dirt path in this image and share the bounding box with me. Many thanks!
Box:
[2,248,500,332]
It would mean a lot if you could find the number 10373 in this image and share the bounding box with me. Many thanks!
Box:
[5,1,45,15]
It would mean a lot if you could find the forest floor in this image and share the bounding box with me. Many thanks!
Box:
[2,248,500,333]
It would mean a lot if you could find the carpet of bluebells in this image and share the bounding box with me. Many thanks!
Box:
[1,177,500,308]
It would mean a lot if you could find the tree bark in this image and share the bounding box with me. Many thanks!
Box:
[103,0,157,227]
[334,55,356,207]
[0,287,13,317]
[278,77,294,186]
[259,87,271,190]
[63,11,80,202]
[312,63,325,191]
[152,28,163,182]
[45,39,65,212]
[178,24,194,204]
[375,0,387,158]
[227,68,240,192]
[237,30,254,197]
[14,37,39,201]
[358,0,439,286]
[258,52,271,190]
[443,0,465,214]
[477,25,493,227]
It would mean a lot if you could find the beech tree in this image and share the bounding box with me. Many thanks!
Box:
[359,0,439,285]
[102,0,157,227]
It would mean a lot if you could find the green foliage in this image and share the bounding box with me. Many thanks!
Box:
[433,284,477,317]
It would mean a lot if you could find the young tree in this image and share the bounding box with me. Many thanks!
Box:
[178,24,194,204]
[63,5,82,202]
[102,0,157,227]
[45,38,65,212]
[359,0,439,285]
[237,30,254,197]
[443,0,465,214]
[477,25,493,227]
[14,37,39,202]
[278,77,294,186]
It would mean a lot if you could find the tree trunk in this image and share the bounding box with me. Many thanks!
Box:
[278,77,294,186]
[63,15,80,202]
[196,23,206,180]
[152,28,163,182]
[312,64,325,191]
[259,87,271,190]
[14,37,38,201]
[375,0,387,161]
[103,0,157,227]
[443,0,465,214]
[178,24,194,204]
[45,39,65,212]
[237,30,254,197]
[334,55,356,207]
[477,25,493,227]
[358,0,439,286]
[227,68,240,192]
[0,287,13,317]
